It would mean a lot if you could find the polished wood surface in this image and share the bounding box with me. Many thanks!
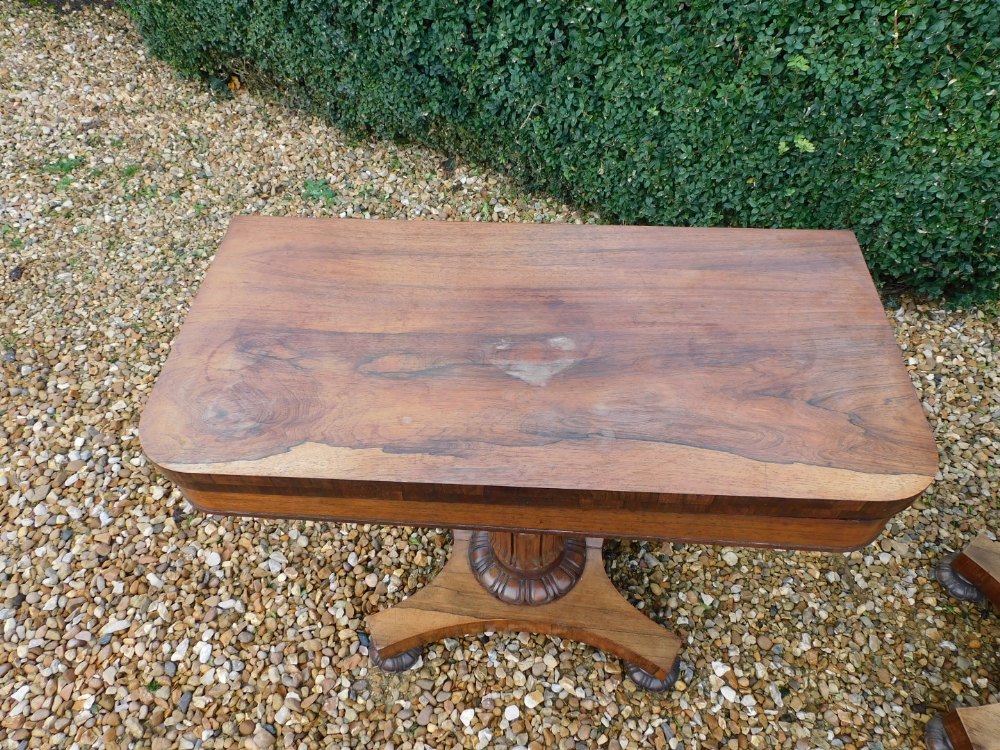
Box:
[953,534,1000,608]
[367,531,681,680]
[942,704,1000,750]
[140,217,937,547]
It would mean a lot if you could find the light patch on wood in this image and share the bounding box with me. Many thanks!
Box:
[486,335,582,386]
[547,336,577,351]
[496,358,581,386]
[159,439,934,503]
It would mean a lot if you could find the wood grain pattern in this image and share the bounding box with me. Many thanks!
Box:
[366,531,681,680]
[942,704,1000,750]
[139,217,937,546]
[953,534,1000,608]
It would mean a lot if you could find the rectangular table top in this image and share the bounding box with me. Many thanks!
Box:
[139,217,937,548]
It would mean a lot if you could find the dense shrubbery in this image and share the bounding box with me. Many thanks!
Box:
[122,0,998,302]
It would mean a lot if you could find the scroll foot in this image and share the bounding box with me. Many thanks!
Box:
[935,554,986,604]
[923,716,954,750]
[624,657,681,693]
[369,643,421,673]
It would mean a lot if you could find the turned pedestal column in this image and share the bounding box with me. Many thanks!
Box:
[468,531,587,606]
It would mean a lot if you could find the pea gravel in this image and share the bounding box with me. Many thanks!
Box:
[1,4,997,749]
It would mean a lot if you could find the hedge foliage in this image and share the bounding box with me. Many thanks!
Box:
[122,0,998,302]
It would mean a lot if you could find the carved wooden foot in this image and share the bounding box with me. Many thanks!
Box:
[624,657,681,693]
[369,643,421,673]
[935,554,987,604]
[367,531,681,690]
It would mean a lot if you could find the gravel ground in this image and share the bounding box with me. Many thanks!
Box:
[1,4,997,749]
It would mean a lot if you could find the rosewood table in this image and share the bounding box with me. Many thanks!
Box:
[139,217,937,690]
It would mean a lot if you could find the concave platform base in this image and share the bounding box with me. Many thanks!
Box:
[367,531,681,690]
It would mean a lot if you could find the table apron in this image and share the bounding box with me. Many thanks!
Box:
[179,486,890,552]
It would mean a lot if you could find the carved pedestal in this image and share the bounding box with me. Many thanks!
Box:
[367,531,681,691]
[469,531,587,606]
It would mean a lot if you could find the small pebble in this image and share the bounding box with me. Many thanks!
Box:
[252,731,275,749]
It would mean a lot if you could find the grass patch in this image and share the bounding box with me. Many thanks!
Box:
[1,225,23,249]
[302,178,338,206]
[43,156,85,174]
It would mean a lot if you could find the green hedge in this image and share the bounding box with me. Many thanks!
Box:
[122,0,998,303]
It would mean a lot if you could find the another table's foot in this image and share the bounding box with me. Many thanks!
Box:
[938,534,1000,609]
[923,716,954,750]
[925,705,1000,750]
[367,531,681,690]
[935,554,986,604]
[624,657,681,693]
